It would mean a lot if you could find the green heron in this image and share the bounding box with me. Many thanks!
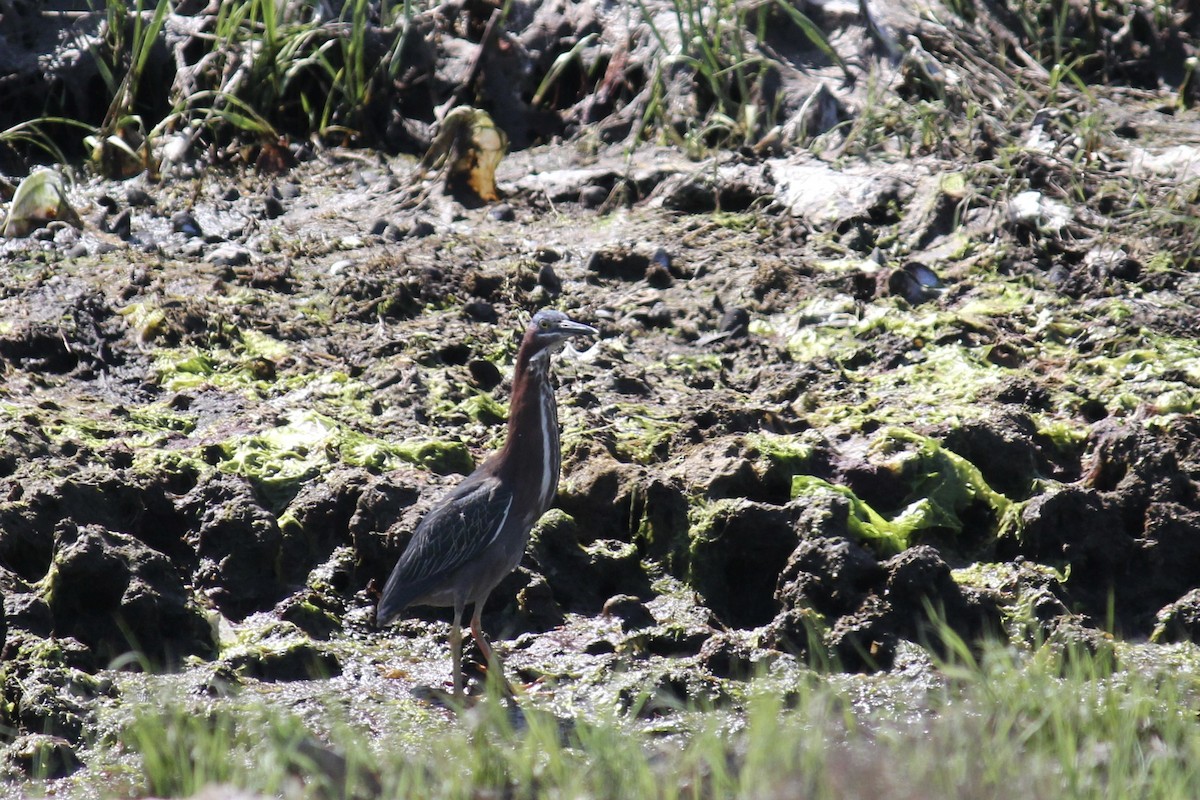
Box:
[377,309,597,699]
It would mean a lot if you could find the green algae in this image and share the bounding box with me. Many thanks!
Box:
[746,431,817,474]
[952,561,1071,642]
[663,353,724,376]
[151,329,300,395]
[790,427,1013,554]
[459,392,507,424]
[790,475,911,553]
[127,404,196,434]
[218,409,471,504]
[566,403,682,464]
[117,302,168,343]
[611,406,682,463]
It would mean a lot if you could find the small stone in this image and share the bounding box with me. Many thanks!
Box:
[464,300,497,322]
[601,594,655,631]
[328,259,353,275]
[125,186,153,206]
[409,219,435,238]
[538,263,562,293]
[640,302,672,328]
[1008,190,1071,233]
[65,242,88,259]
[171,211,202,237]
[168,392,194,410]
[883,262,942,304]
[489,203,515,221]
[222,187,240,201]
[580,184,608,208]
[468,359,502,391]
[264,196,285,219]
[108,208,132,240]
[719,306,750,335]
[52,223,79,246]
[208,244,252,267]
[646,262,673,289]
[277,182,302,199]
[369,219,390,236]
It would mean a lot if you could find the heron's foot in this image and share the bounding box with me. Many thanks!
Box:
[475,661,520,700]
[411,684,477,711]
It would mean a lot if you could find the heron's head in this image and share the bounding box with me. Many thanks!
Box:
[524,310,597,357]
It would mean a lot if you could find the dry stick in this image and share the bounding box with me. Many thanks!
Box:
[436,7,503,123]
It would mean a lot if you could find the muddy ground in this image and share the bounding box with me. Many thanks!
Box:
[3,0,1200,791]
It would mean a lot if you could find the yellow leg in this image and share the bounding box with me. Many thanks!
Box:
[469,604,516,697]
[450,602,465,699]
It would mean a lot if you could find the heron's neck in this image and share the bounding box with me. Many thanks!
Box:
[503,345,560,514]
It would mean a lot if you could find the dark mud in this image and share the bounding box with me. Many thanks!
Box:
[3,0,1200,790]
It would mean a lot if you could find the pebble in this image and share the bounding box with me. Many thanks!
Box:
[537,262,562,293]
[328,259,353,275]
[464,300,497,322]
[208,244,251,267]
[646,260,673,289]
[171,211,202,237]
[409,219,435,238]
[580,184,608,208]
[52,224,79,246]
[263,196,285,219]
[109,208,132,240]
[886,262,942,304]
[644,301,672,328]
[126,186,153,206]
[489,203,515,221]
[468,359,502,390]
[601,594,656,631]
[719,306,750,335]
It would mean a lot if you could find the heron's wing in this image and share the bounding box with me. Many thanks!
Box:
[377,473,514,621]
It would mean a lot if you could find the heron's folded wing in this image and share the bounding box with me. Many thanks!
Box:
[377,475,514,619]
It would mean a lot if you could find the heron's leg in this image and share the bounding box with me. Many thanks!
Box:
[469,603,515,697]
[450,600,465,699]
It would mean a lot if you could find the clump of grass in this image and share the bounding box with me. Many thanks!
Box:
[634,0,841,153]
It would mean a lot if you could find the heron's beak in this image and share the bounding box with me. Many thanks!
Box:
[558,319,598,338]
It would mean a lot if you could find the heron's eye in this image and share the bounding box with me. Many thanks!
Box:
[538,318,550,330]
